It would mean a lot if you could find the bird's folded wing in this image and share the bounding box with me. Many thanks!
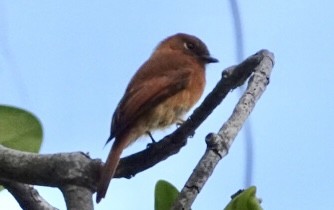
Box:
[109,68,192,142]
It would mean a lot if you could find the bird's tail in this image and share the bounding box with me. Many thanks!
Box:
[96,138,127,203]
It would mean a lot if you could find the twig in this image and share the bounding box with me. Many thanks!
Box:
[171,50,275,209]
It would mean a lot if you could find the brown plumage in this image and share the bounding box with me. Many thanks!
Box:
[96,33,218,203]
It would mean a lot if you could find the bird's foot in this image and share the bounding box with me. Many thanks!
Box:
[146,131,156,148]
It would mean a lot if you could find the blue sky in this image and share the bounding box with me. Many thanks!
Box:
[1,1,334,209]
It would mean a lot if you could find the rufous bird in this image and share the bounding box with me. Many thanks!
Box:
[96,33,218,203]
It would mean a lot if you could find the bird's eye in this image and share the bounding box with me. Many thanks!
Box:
[184,42,195,50]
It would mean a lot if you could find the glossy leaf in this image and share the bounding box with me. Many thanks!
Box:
[155,180,179,210]
[224,186,263,210]
[0,105,43,153]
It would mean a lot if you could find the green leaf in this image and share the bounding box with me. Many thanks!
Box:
[0,105,43,153]
[155,180,179,210]
[224,186,263,210]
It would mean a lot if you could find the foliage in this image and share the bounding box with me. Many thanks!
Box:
[154,180,179,210]
[224,186,263,210]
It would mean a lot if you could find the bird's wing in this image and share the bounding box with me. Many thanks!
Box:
[107,68,192,144]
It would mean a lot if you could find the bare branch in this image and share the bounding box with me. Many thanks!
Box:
[0,146,100,191]
[171,49,275,209]
[0,179,59,210]
[60,185,94,210]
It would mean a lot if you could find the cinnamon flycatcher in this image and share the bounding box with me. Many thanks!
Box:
[96,33,218,202]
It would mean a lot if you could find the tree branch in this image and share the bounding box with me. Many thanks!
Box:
[60,185,93,210]
[0,146,100,190]
[0,179,59,210]
[171,50,275,209]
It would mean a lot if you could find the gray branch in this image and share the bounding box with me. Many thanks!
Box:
[0,179,59,210]
[0,146,100,190]
[60,185,94,210]
[172,50,275,209]
[0,146,100,209]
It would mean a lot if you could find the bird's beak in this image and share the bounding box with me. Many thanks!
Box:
[202,55,219,63]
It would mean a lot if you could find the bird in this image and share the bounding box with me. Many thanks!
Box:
[96,33,218,203]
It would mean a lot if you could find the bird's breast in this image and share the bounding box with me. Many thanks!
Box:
[144,66,206,129]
